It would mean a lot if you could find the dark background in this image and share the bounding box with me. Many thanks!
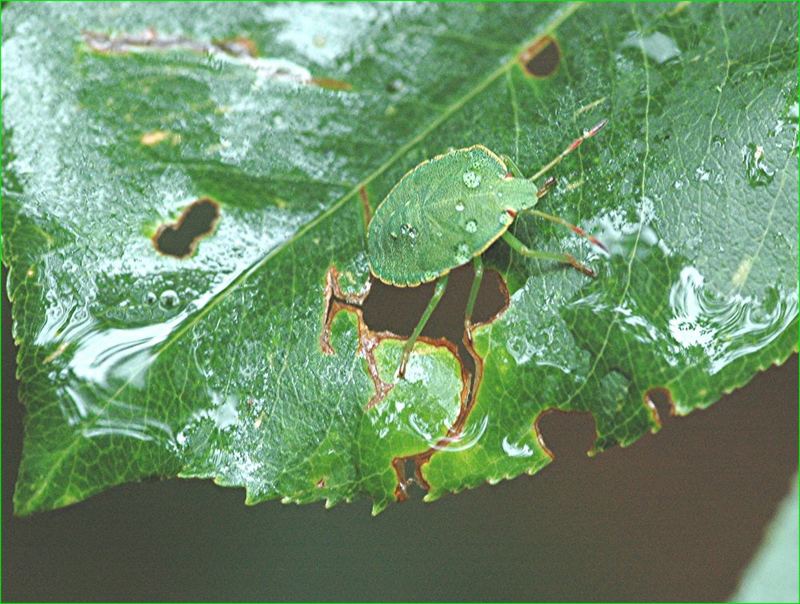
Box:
[3,266,798,602]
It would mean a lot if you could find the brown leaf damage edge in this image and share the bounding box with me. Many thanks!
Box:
[320,265,510,503]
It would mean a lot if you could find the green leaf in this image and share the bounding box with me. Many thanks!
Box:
[3,3,797,515]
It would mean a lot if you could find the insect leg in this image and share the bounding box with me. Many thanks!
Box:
[464,255,484,342]
[398,274,450,377]
[528,119,608,182]
[502,231,594,277]
[500,154,526,178]
[524,209,608,252]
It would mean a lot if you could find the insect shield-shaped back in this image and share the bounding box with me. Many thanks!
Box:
[367,146,540,287]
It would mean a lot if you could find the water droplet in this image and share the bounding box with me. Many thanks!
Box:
[386,78,404,93]
[462,171,481,189]
[455,200,465,212]
[390,231,398,240]
[695,166,711,182]
[399,222,418,242]
[771,120,785,137]
[621,31,681,64]
[159,289,180,309]
[454,242,470,262]
[788,101,799,122]
[741,143,775,187]
[673,179,683,190]
[144,291,158,305]
[465,219,478,233]
[502,436,534,458]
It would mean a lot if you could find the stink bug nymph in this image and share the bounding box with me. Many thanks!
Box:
[366,120,608,376]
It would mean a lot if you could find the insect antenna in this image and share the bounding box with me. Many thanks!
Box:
[528,119,608,182]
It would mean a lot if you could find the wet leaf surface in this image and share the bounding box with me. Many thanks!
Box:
[3,3,797,514]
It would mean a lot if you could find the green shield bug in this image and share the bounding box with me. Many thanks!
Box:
[367,120,608,376]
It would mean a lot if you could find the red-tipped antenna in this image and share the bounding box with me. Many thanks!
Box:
[529,119,608,182]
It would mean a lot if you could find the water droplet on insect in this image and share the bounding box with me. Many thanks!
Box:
[695,165,711,182]
[465,219,478,233]
[390,230,398,240]
[455,200,465,212]
[144,291,157,305]
[741,143,775,187]
[462,171,481,189]
[159,289,179,309]
[408,227,417,239]
[400,223,412,235]
[673,179,683,190]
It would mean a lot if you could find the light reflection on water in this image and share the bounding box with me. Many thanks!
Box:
[573,208,798,378]
[41,262,253,446]
[430,414,489,452]
[668,266,798,374]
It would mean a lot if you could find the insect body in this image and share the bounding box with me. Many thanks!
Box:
[367,120,608,376]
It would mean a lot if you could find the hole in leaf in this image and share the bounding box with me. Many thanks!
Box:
[534,410,598,461]
[645,387,676,426]
[519,35,561,78]
[152,198,220,258]
[361,263,508,369]
[325,264,510,499]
